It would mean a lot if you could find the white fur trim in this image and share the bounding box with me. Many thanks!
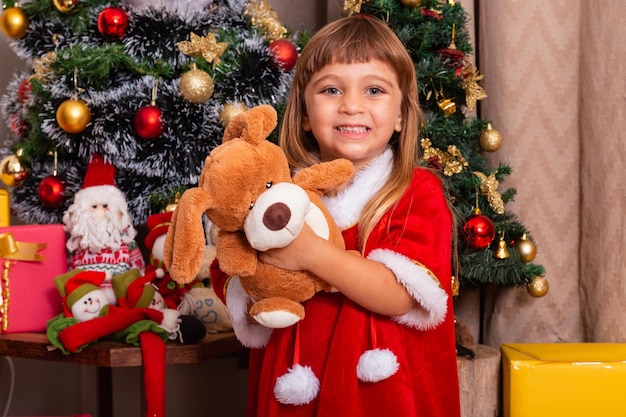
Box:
[73,185,127,207]
[356,348,399,383]
[274,364,320,406]
[225,276,272,348]
[322,148,393,229]
[367,248,448,329]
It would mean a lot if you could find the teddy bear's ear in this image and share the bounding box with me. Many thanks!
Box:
[163,188,215,284]
[222,104,277,145]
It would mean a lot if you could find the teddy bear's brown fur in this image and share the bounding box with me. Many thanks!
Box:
[163,104,354,327]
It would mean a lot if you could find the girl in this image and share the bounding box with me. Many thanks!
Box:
[213,14,461,417]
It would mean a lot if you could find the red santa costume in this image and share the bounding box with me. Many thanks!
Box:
[212,149,461,417]
[63,153,145,305]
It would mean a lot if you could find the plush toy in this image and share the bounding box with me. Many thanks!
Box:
[47,269,171,417]
[112,268,207,344]
[163,104,354,332]
[145,211,233,333]
[63,153,145,305]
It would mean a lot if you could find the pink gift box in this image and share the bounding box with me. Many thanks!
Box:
[0,224,67,333]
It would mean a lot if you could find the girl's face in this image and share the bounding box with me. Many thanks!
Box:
[302,60,403,171]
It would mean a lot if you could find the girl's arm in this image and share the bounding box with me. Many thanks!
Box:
[258,224,416,316]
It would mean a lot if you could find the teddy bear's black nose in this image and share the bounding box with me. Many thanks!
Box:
[262,202,291,231]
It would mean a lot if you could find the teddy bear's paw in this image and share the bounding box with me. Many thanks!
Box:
[250,298,305,328]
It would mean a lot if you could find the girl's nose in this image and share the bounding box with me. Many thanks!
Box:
[339,91,364,114]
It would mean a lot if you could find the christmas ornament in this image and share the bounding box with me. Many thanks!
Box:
[421,8,443,20]
[97,7,129,40]
[0,150,28,187]
[343,0,365,16]
[421,138,468,176]
[479,123,503,152]
[17,78,31,103]
[462,207,495,249]
[268,39,298,72]
[401,0,421,8]
[134,79,164,140]
[57,69,91,133]
[527,276,549,298]
[176,32,228,66]
[179,63,214,104]
[32,52,57,83]
[57,99,91,133]
[437,97,456,117]
[38,151,65,208]
[494,234,510,259]
[516,233,537,262]
[0,5,29,39]
[245,0,287,42]
[220,102,249,128]
[461,60,487,111]
[473,171,504,214]
[53,0,79,13]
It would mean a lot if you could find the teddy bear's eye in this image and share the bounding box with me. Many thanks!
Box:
[266,182,272,189]
[249,202,254,210]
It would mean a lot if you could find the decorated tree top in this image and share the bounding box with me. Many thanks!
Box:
[344,0,546,293]
[0,0,301,223]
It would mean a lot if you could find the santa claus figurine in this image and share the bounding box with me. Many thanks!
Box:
[62,153,145,305]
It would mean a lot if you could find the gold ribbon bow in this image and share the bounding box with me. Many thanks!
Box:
[0,233,47,331]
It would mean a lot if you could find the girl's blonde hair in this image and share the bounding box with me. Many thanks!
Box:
[279,15,424,251]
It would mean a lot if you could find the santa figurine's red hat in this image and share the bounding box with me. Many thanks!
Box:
[73,153,127,209]
[144,211,173,251]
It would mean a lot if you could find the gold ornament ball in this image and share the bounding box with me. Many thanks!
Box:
[179,68,214,104]
[516,233,537,262]
[53,0,79,13]
[220,102,249,128]
[527,276,549,298]
[0,6,29,39]
[400,0,422,8]
[0,153,28,187]
[480,123,503,152]
[56,99,91,133]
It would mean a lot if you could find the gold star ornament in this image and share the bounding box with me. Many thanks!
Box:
[176,32,228,67]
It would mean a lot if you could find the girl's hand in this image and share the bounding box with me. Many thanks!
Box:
[257,223,321,272]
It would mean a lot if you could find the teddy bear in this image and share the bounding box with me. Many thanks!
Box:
[163,104,354,332]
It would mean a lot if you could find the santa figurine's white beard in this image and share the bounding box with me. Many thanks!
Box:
[65,208,137,254]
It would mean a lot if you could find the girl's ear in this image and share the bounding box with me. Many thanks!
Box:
[302,115,312,131]
[394,112,402,132]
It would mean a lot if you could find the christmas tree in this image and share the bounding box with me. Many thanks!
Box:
[346,0,546,294]
[0,0,300,223]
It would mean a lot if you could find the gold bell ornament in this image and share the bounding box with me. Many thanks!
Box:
[494,234,510,259]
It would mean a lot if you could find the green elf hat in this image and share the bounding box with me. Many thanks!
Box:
[53,269,107,318]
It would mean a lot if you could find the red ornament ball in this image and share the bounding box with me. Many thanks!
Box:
[38,175,66,208]
[268,39,298,72]
[18,79,31,103]
[97,7,129,40]
[462,210,495,249]
[134,105,164,139]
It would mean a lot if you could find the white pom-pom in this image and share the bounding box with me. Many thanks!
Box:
[356,348,399,383]
[274,364,320,405]
[155,268,165,279]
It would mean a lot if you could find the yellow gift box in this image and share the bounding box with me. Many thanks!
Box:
[501,343,626,417]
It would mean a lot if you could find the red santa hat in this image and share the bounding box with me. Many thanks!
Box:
[53,269,107,318]
[74,153,127,208]
[144,211,173,251]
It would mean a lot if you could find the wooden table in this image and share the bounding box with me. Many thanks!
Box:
[0,331,243,417]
